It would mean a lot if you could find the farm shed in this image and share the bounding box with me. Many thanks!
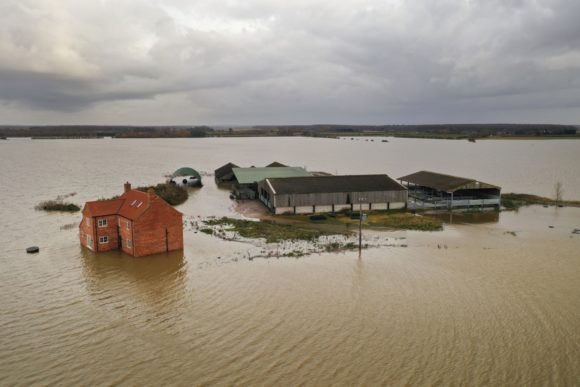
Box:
[232,167,312,199]
[258,174,407,214]
[214,162,239,184]
[398,170,501,209]
[170,167,202,187]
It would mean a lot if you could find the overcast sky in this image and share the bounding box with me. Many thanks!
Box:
[1,0,579,125]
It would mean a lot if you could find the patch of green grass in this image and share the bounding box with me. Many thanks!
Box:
[204,217,345,243]
[35,200,80,212]
[364,212,443,231]
[501,193,580,210]
[199,228,213,235]
[281,210,442,231]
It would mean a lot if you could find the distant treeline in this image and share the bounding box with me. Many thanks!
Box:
[251,124,578,139]
[0,123,577,139]
[0,125,213,138]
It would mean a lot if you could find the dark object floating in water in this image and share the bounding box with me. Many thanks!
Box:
[558,204,564,207]
[549,226,554,228]
[26,246,39,254]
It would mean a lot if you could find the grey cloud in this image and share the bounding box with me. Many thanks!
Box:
[0,0,579,124]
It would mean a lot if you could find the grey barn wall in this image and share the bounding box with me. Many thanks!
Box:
[258,180,408,209]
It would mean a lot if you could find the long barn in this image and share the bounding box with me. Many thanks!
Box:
[258,174,408,214]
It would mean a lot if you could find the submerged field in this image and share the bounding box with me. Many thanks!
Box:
[1,137,580,385]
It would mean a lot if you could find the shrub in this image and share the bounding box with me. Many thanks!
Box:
[35,200,80,212]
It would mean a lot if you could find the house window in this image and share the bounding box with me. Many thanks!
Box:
[99,236,109,244]
[126,239,132,248]
[86,218,91,226]
[98,218,108,227]
[126,221,130,230]
[86,235,93,247]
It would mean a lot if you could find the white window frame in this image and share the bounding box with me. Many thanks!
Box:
[126,221,130,230]
[98,218,108,228]
[86,235,93,247]
[126,239,132,248]
[86,218,91,226]
[99,236,109,244]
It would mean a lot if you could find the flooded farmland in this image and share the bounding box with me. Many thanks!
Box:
[1,137,579,385]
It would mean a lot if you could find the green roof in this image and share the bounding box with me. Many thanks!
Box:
[232,167,311,185]
[172,167,201,179]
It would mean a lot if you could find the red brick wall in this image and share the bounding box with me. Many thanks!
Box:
[79,214,94,250]
[118,216,134,255]
[94,215,119,252]
[132,197,183,257]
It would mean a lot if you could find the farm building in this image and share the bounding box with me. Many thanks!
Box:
[79,182,183,257]
[214,162,239,184]
[258,174,408,214]
[398,170,501,209]
[232,167,312,199]
[170,167,202,187]
[266,161,287,167]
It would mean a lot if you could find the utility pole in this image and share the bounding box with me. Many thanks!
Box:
[358,197,366,258]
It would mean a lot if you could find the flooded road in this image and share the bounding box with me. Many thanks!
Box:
[1,137,579,385]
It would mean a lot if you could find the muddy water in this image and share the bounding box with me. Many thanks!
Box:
[0,137,579,385]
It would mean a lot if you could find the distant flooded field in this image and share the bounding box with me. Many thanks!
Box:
[0,137,579,385]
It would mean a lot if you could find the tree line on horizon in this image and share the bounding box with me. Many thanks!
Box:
[0,123,577,139]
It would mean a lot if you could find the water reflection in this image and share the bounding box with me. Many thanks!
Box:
[426,209,500,225]
[80,247,187,313]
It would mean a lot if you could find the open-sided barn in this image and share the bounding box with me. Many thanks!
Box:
[258,174,407,214]
[398,170,501,209]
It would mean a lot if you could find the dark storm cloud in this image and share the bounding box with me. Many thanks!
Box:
[0,0,579,124]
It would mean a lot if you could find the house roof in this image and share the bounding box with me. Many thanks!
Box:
[214,162,239,178]
[84,198,125,217]
[265,174,406,195]
[83,189,175,221]
[117,190,151,220]
[398,170,500,192]
[232,167,311,185]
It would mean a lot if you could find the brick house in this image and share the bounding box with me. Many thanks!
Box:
[79,182,183,257]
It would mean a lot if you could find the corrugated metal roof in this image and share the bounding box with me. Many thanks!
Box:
[398,171,500,192]
[233,167,312,185]
[266,174,406,194]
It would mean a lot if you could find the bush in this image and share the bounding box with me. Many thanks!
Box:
[137,183,188,206]
[35,200,80,212]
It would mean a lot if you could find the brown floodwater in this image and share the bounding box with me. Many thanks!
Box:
[1,137,579,385]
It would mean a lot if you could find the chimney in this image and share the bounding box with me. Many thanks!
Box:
[147,187,156,199]
[124,182,131,193]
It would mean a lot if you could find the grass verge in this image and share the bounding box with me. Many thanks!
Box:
[204,217,346,243]
[279,210,443,231]
[501,193,580,210]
